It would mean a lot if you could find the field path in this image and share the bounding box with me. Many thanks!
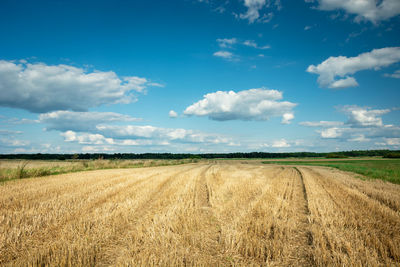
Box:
[1,162,400,266]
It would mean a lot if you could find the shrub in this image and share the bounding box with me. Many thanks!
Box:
[326,153,348,159]
[384,152,400,158]
[16,162,29,179]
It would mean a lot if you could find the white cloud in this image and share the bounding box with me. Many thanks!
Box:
[271,139,290,148]
[258,12,274,23]
[213,51,234,59]
[82,146,115,152]
[304,25,312,30]
[300,121,344,127]
[342,106,390,127]
[281,113,294,124]
[329,76,359,88]
[39,110,231,149]
[312,0,400,23]
[61,130,174,147]
[0,60,157,113]
[243,40,271,49]
[379,138,400,146]
[348,135,370,142]
[1,116,39,125]
[320,124,400,141]
[243,40,257,48]
[0,138,30,147]
[95,125,230,144]
[61,131,114,145]
[320,127,345,138]
[169,110,178,118]
[184,88,296,122]
[0,129,23,135]
[308,105,399,144]
[39,111,141,132]
[216,38,237,48]
[240,0,268,23]
[307,47,400,88]
[384,69,400,79]
[119,139,169,146]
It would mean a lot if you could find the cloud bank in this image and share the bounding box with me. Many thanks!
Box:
[301,105,400,147]
[0,60,160,113]
[39,111,141,132]
[39,111,232,148]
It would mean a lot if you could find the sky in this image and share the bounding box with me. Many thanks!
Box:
[0,0,400,154]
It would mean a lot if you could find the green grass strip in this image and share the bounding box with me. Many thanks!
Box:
[262,159,400,184]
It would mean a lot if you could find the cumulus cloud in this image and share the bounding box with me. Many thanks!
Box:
[0,60,159,113]
[184,88,296,122]
[169,110,178,118]
[329,77,359,89]
[307,47,400,88]
[281,113,294,124]
[243,40,271,49]
[0,138,30,147]
[300,121,344,127]
[271,139,290,148]
[320,127,346,138]
[39,110,231,148]
[39,111,141,132]
[309,105,399,146]
[240,0,269,23]
[216,38,238,48]
[213,51,234,59]
[61,131,115,145]
[82,146,116,152]
[61,130,173,147]
[384,69,400,79]
[311,0,400,23]
[0,129,22,135]
[320,125,400,141]
[96,125,230,144]
[376,138,400,146]
[348,135,370,142]
[341,105,390,127]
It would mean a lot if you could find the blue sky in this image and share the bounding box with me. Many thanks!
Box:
[0,0,400,153]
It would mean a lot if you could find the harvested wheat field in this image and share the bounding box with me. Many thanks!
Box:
[1,162,400,266]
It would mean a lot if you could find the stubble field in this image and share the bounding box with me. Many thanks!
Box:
[1,161,400,266]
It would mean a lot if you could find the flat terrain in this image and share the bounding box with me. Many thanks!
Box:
[1,162,400,266]
[0,159,195,182]
[263,158,400,184]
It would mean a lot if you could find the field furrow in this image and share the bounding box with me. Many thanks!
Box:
[301,166,400,266]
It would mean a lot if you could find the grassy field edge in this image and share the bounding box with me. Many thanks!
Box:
[0,159,199,183]
[262,159,400,184]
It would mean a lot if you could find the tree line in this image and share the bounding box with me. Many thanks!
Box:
[0,150,399,160]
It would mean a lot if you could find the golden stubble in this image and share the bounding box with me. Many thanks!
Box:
[1,162,399,266]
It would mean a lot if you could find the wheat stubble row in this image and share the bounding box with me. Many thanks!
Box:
[1,162,399,266]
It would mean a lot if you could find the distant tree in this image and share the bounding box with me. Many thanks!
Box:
[326,153,348,159]
[384,152,400,158]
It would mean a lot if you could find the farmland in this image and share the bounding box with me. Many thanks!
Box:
[1,161,400,266]
[262,158,400,184]
[0,159,197,182]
